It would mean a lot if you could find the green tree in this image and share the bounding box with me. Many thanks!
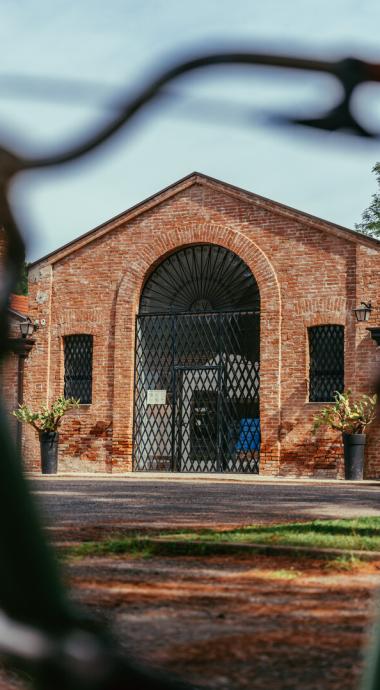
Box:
[14,260,28,295]
[355,162,380,238]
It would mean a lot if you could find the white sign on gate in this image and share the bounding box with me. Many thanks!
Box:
[146,389,167,405]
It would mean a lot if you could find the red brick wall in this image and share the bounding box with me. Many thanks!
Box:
[23,177,380,477]
[356,244,380,478]
[0,350,19,440]
[0,227,7,292]
[1,314,31,449]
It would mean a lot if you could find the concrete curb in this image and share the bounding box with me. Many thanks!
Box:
[25,472,380,486]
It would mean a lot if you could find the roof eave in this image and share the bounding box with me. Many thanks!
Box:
[8,308,28,321]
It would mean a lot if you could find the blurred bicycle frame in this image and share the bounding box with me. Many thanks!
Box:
[0,48,379,690]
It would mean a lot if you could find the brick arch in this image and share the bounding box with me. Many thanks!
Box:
[303,315,346,327]
[112,223,281,474]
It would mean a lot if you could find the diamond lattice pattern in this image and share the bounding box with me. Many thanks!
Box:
[308,325,344,402]
[64,334,93,404]
[133,312,260,473]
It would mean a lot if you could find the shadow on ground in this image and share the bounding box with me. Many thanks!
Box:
[67,552,379,690]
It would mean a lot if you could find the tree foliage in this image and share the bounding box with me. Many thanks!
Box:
[14,261,29,295]
[355,163,380,237]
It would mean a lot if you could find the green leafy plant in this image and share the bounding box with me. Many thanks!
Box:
[312,390,377,435]
[13,396,79,434]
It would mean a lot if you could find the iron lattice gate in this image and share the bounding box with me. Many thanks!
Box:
[133,311,260,473]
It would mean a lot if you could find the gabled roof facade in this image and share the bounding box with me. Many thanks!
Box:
[23,171,380,480]
[29,171,380,268]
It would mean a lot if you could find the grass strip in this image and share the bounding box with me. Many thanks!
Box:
[65,537,263,559]
[172,516,380,551]
[65,517,380,560]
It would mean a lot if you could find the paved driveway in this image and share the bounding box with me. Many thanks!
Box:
[29,476,380,530]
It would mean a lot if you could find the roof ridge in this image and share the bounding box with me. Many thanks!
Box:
[29,172,380,267]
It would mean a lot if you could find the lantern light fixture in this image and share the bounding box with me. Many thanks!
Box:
[353,301,373,322]
[19,318,37,339]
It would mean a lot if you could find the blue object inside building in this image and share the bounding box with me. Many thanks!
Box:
[235,417,260,451]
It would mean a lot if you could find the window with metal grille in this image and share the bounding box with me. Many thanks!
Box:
[308,325,344,402]
[64,335,93,403]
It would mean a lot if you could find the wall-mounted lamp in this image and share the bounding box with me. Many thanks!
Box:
[353,301,373,322]
[19,318,38,339]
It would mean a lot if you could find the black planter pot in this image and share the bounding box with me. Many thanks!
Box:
[342,433,366,480]
[40,432,59,474]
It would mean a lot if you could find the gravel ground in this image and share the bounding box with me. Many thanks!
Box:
[29,476,380,532]
[2,551,379,690]
[67,552,380,690]
[2,477,379,690]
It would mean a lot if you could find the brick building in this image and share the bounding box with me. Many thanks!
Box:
[1,294,32,451]
[20,173,380,477]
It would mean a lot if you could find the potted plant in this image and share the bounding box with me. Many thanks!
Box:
[13,396,79,474]
[313,390,377,480]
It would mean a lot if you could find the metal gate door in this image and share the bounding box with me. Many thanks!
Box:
[133,311,260,473]
[174,366,221,472]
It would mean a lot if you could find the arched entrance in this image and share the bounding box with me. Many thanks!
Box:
[133,243,261,473]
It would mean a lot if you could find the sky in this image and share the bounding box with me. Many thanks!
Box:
[1,0,380,261]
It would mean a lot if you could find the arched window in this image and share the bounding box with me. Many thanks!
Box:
[308,325,344,402]
[64,334,93,403]
[134,244,260,473]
